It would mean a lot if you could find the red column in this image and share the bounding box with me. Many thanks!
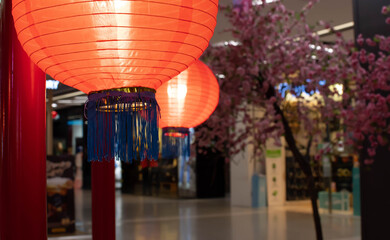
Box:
[92,160,116,240]
[0,0,47,239]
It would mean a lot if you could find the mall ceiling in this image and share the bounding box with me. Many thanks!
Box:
[211,0,354,43]
[48,0,355,109]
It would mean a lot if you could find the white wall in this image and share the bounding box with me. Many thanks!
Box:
[231,142,255,207]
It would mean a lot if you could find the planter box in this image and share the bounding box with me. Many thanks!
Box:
[318,191,350,211]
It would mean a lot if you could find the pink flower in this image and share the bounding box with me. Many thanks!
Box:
[377,135,386,145]
[386,17,390,25]
[357,34,364,46]
[249,65,259,76]
[382,6,388,15]
[366,38,376,47]
[242,81,251,93]
[307,1,313,9]
[270,15,278,23]
[354,131,364,141]
[222,97,232,107]
[367,53,376,63]
[359,54,367,63]
[364,159,374,165]
[236,67,246,76]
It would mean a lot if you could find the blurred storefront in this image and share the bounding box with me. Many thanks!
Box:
[47,79,228,200]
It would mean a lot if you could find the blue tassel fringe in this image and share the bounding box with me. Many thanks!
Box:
[86,90,160,162]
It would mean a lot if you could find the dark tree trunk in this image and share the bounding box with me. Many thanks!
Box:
[274,103,323,240]
[257,74,323,240]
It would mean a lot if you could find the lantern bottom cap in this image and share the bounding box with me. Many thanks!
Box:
[86,89,160,163]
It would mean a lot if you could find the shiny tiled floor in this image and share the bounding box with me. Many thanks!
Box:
[50,189,361,240]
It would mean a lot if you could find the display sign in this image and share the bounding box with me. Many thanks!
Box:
[332,156,353,192]
[47,155,75,234]
[46,80,60,90]
[265,139,286,206]
[266,149,281,158]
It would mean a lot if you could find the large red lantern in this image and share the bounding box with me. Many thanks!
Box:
[156,60,219,159]
[12,0,218,162]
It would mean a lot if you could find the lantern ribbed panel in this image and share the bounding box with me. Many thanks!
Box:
[156,60,219,129]
[12,0,218,93]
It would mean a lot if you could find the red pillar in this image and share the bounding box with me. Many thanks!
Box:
[0,0,47,239]
[92,160,116,240]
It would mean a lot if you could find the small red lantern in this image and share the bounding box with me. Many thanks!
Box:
[157,60,219,129]
[12,0,218,162]
[156,60,219,159]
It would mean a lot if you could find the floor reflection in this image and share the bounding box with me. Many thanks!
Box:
[49,189,360,240]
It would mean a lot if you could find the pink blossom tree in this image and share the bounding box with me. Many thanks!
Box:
[197,1,390,239]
